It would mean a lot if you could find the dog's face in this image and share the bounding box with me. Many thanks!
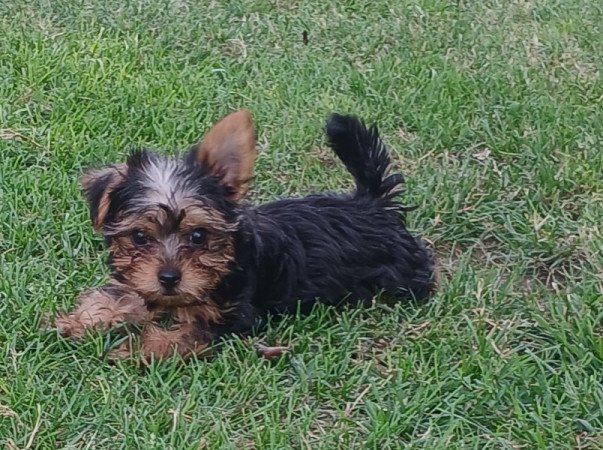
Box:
[80,110,256,307]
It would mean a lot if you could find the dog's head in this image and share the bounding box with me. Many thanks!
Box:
[80,110,256,307]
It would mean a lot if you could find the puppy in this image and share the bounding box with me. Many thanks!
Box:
[55,110,436,361]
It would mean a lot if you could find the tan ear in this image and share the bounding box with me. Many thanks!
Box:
[80,164,126,231]
[193,109,256,200]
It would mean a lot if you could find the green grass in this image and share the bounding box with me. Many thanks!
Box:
[1,0,602,448]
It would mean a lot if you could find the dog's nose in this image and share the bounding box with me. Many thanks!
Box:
[158,268,181,288]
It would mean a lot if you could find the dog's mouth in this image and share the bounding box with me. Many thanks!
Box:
[140,290,198,308]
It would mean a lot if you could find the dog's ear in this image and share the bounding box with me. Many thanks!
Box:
[190,109,256,201]
[80,165,126,231]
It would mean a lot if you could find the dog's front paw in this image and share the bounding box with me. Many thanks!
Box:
[52,286,146,341]
[107,340,133,361]
[54,313,87,339]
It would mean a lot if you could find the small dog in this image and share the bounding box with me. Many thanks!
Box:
[54,110,436,361]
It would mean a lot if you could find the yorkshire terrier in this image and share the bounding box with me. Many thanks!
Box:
[54,110,436,361]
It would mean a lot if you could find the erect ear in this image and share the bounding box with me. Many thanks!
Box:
[191,109,256,200]
[79,164,126,231]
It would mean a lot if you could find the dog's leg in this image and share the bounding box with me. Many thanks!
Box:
[109,323,211,362]
[55,286,151,338]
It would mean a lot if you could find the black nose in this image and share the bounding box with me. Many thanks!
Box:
[158,268,181,289]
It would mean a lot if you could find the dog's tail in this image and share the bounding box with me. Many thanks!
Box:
[326,113,406,202]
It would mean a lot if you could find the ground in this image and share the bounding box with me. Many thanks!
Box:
[0,0,602,448]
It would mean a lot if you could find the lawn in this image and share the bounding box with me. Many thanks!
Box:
[0,0,602,448]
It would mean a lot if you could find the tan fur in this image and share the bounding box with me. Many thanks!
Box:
[55,287,152,338]
[110,323,211,362]
[179,205,237,233]
[106,206,236,309]
[108,238,165,299]
[55,283,221,362]
[173,302,228,324]
[106,214,158,238]
[194,109,256,200]
[106,204,236,240]
[80,165,127,231]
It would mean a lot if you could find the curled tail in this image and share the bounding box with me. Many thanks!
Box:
[325,113,406,202]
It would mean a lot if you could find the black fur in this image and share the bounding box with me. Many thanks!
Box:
[326,113,408,201]
[211,114,436,336]
[102,150,239,236]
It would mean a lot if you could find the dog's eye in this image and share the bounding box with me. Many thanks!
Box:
[131,230,150,246]
[189,228,207,246]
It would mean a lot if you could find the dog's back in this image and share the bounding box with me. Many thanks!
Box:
[238,114,436,315]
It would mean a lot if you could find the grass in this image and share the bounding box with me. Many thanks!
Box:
[0,0,602,448]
